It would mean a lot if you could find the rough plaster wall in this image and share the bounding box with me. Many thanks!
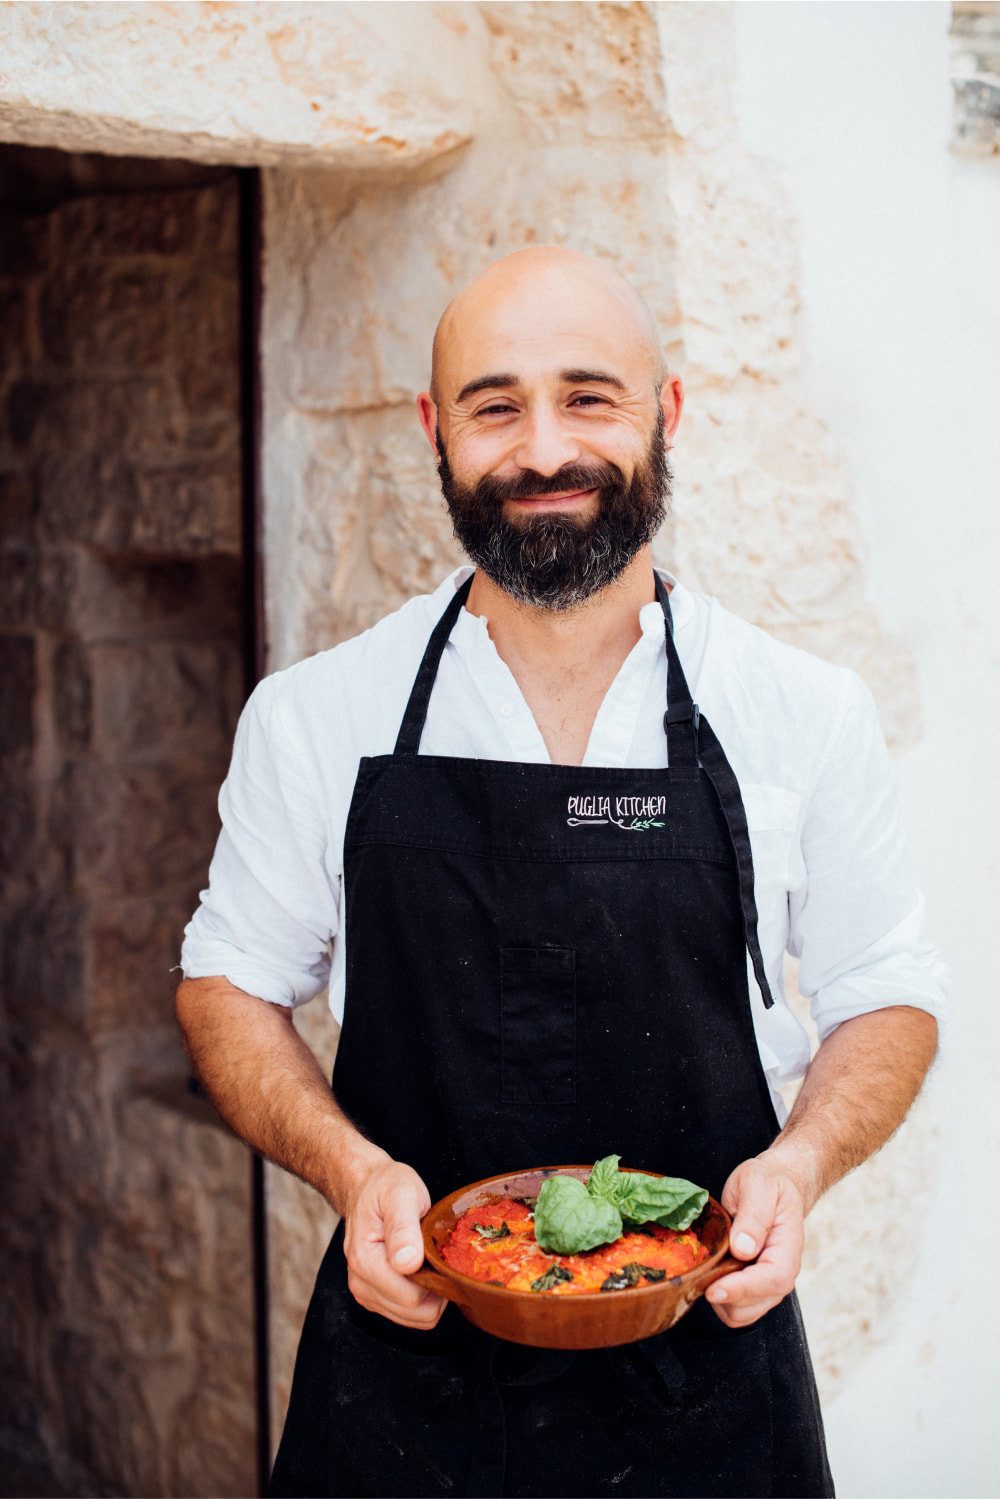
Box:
[260,0,929,1433]
[653,4,935,1402]
[0,167,254,1497]
[654,3,920,752]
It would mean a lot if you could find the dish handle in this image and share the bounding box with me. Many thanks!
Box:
[411,1264,473,1308]
[690,1250,749,1298]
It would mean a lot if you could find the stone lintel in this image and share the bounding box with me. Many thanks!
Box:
[0,1,479,171]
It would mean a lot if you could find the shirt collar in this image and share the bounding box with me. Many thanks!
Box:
[439,564,690,636]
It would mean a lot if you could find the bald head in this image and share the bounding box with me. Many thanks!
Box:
[429,247,667,407]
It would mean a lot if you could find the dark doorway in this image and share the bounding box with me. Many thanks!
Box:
[0,144,258,1497]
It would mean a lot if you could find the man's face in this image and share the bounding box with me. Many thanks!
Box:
[418,253,683,609]
[437,409,671,611]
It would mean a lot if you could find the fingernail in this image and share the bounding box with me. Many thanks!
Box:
[708,1287,727,1302]
[394,1244,418,1266]
[733,1233,756,1256]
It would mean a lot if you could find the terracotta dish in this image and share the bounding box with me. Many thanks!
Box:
[412,1165,739,1350]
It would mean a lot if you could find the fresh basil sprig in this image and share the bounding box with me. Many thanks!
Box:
[531,1176,623,1255]
[532,1156,708,1256]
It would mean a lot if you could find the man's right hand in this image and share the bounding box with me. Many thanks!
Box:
[341,1156,447,1329]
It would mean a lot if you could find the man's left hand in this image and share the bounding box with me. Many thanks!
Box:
[704,1154,807,1328]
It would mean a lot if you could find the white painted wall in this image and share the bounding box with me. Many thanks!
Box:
[734,5,1000,1495]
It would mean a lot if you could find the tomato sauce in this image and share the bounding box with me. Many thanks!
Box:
[441,1197,709,1294]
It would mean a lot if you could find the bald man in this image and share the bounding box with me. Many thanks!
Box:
[178,248,944,1498]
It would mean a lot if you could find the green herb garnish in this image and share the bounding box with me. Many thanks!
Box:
[532,1155,708,1256]
[474,1221,511,1241]
[531,1263,575,1293]
[600,1262,668,1292]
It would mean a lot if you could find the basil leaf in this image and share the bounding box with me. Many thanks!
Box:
[533,1176,623,1255]
[586,1154,622,1203]
[616,1173,708,1232]
[531,1264,574,1292]
[600,1262,642,1292]
[474,1222,511,1241]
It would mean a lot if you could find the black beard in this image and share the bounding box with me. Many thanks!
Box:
[436,410,670,611]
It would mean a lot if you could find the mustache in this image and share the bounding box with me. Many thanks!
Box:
[449,461,625,507]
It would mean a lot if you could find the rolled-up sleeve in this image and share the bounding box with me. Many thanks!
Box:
[790,673,949,1041]
[181,675,340,1007]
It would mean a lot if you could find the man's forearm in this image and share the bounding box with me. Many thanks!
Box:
[766,1003,939,1211]
[175,976,384,1214]
[176,976,447,1329]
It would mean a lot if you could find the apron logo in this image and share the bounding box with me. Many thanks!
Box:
[566,795,666,831]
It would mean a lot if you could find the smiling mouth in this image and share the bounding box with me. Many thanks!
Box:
[507,488,598,510]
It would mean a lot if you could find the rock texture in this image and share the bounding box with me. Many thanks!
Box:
[0,2,477,171]
[0,156,254,1496]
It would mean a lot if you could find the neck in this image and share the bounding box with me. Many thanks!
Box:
[464,549,659,765]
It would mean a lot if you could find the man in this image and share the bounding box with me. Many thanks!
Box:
[177,248,946,1497]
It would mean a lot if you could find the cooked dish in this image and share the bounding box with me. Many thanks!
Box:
[441,1195,709,1294]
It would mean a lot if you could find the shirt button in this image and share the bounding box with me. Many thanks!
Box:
[499,702,515,718]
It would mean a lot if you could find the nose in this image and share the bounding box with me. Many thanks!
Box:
[513,402,582,477]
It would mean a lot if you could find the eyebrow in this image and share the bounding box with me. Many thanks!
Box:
[454,368,628,404]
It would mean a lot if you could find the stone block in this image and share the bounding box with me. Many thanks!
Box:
[0,635,35,756]
[52,638,92,751]
[67,552,242,646]
[93,638,242,763]
[85,897,193,1032]
[0,471,36,545]
[49,1327,161,1498]
[35,549,76,632]
[0,550,38,629]
[1,895,85,1022]
[110,375,190,457]
[0,210,51,277]
[6,377,49,449]
[0,761,35,885]
[172,273,239,417]
[479,1,668,142]
[8,375,136,456]
[70,188,202,258]
[132,461,241,556]
[39,455,240,556]
[37,453,130,549]
[50,759,224,900]
[196,175,240,261]
[0,279,30,379]
[40,260,169,370]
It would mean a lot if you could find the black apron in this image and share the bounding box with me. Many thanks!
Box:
[270,574,833,1499]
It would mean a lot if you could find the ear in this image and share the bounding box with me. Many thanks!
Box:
[659,375,684,448]
[417,393,440,456]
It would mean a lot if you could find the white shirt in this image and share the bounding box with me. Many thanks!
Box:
[182,567,948,1115]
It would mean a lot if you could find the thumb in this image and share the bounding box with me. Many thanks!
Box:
[382,1177,428,1274]
[722,1170,774,1262]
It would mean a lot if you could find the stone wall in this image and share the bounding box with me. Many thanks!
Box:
[259,0,927,1435]
[0,151,255,1497]
[951,0,1000,155]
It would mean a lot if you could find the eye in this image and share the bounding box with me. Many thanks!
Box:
[476,401,519,417]
[569,393,611,408]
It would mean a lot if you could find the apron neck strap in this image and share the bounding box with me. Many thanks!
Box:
[394,574,474,755]
[655,574,776,1009]
[397,572,700,761]
[654,573,700,769]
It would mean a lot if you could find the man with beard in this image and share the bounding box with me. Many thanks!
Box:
[177,248,945,1498]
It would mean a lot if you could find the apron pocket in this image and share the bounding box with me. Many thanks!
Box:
[500,946,576,1103]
